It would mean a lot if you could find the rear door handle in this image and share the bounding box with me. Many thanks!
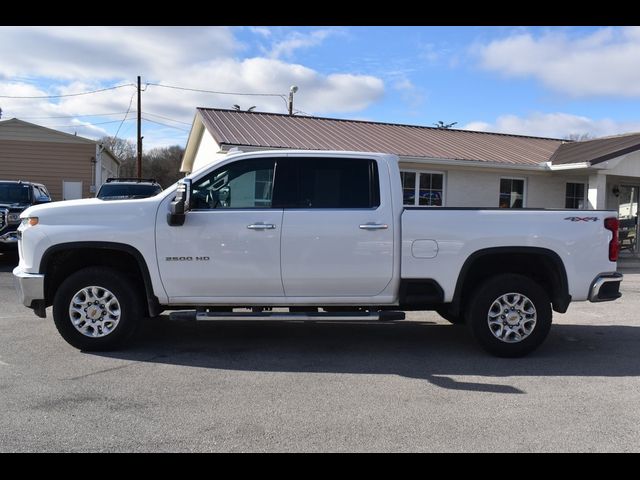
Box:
[247,223,276,230]
[359,223,388,230]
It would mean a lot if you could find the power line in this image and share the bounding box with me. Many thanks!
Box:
[146,82,286,99]
[44,118,136,128]
[16,111,130,119]
[141,117,191,132]
[143,111,192,125]
[113,92,137,141]
[0,83,135,99]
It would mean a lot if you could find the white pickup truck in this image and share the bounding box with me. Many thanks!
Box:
[13,150,623,357]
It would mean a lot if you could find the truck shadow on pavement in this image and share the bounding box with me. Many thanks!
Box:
[0,252,18,272]
[94,317,640,394]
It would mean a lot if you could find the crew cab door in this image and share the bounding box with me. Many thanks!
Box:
[275,156,394,297]
[155,157,283,299]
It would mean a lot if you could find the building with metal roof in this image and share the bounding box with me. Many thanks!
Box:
[0,118,120,201]
[181,108,640,254]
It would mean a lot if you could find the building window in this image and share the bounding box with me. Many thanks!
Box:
[499,178,525,208]
[565,182,585,209]
[400,171,444,206]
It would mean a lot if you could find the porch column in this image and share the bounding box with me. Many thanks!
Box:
[588,172,607,210]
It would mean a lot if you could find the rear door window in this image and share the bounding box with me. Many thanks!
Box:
[273,157,380,209]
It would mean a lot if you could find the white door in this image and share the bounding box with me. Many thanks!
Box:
[278,157,394,297]
[155,157,283,300]
[62,181,83,200]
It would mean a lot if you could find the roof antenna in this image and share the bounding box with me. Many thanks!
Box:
[288,86,298,115]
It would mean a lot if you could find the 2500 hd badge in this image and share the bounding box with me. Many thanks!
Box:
[165,256,210,261]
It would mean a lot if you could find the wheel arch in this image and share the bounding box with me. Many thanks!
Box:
[451,247,570,316]
[40,241,162,317]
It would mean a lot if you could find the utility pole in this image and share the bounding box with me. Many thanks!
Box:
[137,75,142,179]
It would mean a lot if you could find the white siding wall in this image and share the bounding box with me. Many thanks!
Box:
[528,174,588,208]
[400,161,589,208]
[606,150,640,177]
[193,132,226,172]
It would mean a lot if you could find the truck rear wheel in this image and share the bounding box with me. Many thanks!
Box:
[466,274,552,357]
[52,267,142,351]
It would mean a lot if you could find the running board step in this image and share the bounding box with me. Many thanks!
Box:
[169,310,405,322]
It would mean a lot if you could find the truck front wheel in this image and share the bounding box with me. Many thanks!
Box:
[466,274,552,357]
[52,267,142,351]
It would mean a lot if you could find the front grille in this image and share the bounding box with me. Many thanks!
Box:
[0,209,7,231]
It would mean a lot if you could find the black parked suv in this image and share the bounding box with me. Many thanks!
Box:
[96,178,163,200]
[0,180,51,251]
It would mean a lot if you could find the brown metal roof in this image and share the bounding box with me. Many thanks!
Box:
[197,108,564,166]
[549,132,640,165]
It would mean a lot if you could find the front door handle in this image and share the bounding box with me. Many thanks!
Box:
[247,223,276,230]
[359,223,388,230]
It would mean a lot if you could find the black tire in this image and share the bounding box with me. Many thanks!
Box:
[465,274,552,357]
[436,306,465,325]
[52,267,143,351]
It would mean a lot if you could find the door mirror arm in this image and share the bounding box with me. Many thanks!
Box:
[167,178,192,226]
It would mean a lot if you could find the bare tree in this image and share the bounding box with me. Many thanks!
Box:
[99,136,137,177]
[143,145,185,188]
[98,136,184,186]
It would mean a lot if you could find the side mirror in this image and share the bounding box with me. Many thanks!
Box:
[167,178,192,226]
[34,196,51,205]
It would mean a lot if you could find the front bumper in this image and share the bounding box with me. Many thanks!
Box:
[13,266,45,315]
[0,222,20,249]
[589,272,623,302]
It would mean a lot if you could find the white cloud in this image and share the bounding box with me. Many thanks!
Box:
[0,27,384,148]
[0,27,239,81]
[267,29,339,59]
[248,27,272,38]
[392,77,426,113]
[463,112,640,139]
[475,27,640,97]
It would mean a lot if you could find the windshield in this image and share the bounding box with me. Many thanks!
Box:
[97,184,162,199]
[0,183,31,204]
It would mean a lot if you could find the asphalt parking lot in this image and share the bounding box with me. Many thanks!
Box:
[1,251,639,452]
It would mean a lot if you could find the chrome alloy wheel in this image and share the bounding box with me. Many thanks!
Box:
[68,286,121,338]
[487,293,537,343]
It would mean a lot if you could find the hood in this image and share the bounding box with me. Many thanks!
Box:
[0,201,30,211]
[20,196,161,222]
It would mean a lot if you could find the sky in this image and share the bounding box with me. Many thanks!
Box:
[2,26,640,150]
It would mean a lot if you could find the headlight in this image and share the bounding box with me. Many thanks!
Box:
[20,217,39,227]
[8,213,21,223]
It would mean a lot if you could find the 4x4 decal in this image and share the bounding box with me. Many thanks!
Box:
[564,216,598,222]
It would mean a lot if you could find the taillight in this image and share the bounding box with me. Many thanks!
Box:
[604,217,619,262]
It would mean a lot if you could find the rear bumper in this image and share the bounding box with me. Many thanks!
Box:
[589,272,623,302]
